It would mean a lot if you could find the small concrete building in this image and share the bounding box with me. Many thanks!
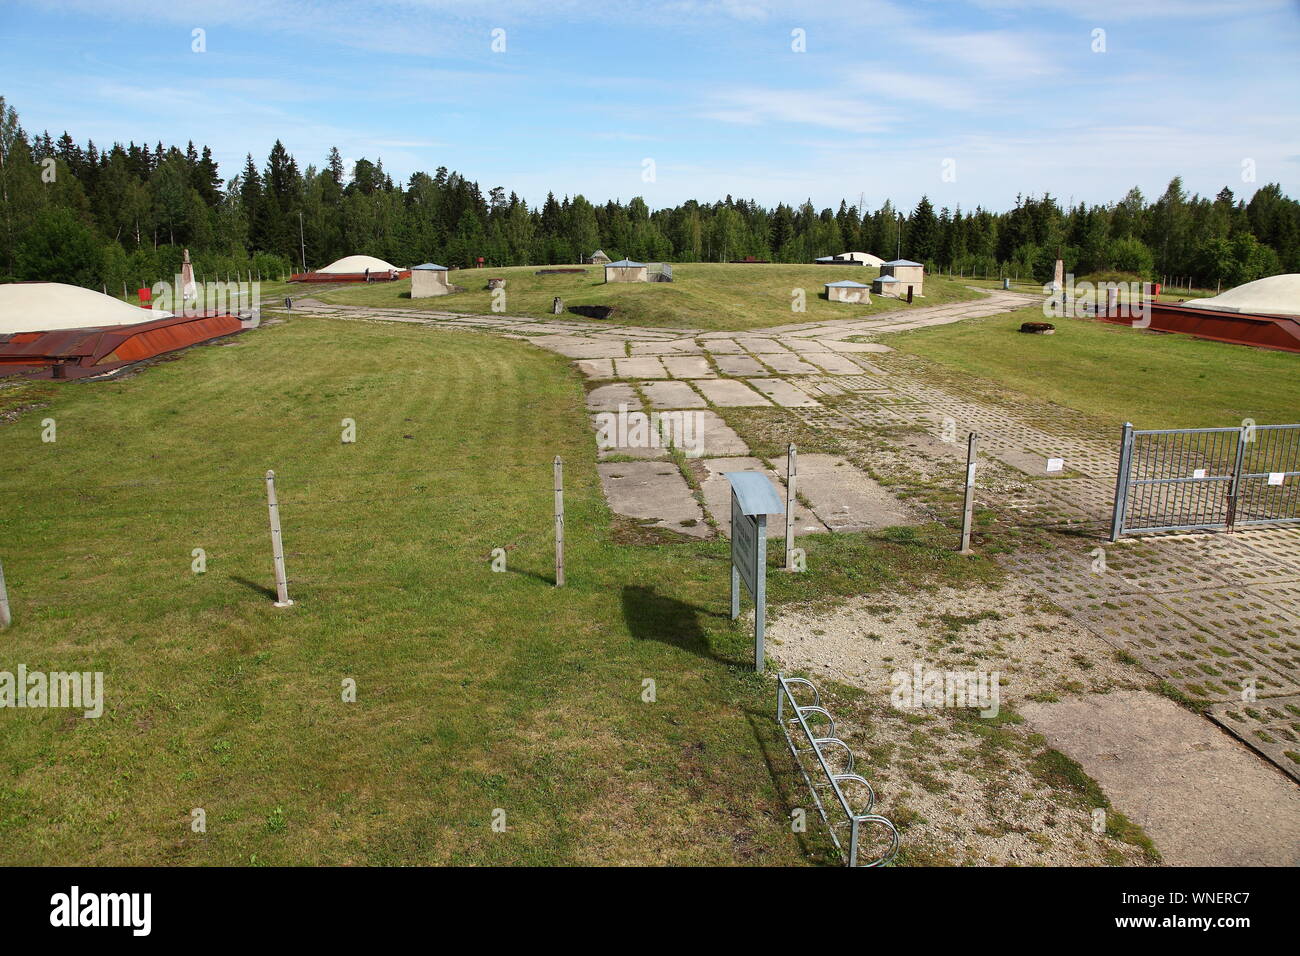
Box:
[815,251,885,268]
[586,249,612,265]
[604,259,649,283]
[881,259,924,297]
[825,280,871,304]
[871,275,903,298]
[411,262,451,298]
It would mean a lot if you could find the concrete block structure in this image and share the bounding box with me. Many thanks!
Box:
[604,259,649,283]
[871,275,903,298]
[881,259,924,297]
[411,262,451,298]
[825,280,871,304]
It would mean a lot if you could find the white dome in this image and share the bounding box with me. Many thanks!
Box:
[1181,274,1300,318]
[0,282,171,335]
[316,255,402,274]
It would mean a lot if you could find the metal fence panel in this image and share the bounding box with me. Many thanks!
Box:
[1111,423,1300,538]
[1236,425,1300,527]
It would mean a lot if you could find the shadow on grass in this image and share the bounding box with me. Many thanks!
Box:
[743,708,837,867]
[510,564,557,587]
[621,584,731,663]
[230,575,277,600]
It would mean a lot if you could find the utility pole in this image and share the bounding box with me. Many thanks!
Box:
[896,213,903,260]
[299,211,307,273]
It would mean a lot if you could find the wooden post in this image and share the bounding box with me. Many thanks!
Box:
[553,456,565,588]
[960,433,978,554]
[265,470,294,607]
[0,556,11,630]
[784,443,797,570]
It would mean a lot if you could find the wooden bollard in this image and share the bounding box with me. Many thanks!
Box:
[0,556,11,629]
[553,457,565,588]
[960,433,978,554]
[265,470,294,607]
[784,443,797,570]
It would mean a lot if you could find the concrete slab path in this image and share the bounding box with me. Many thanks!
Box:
[693,378,773,407]
[1022,690,1300,867]
[775,453,918,532]
[698,457,825,539]
[597,461,708,537]
[747,378,821,408]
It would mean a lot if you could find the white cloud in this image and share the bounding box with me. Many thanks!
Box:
[966,0,1290,20]
[849,69,982,111]
[700,88,894,132]
[905,29,1056,80]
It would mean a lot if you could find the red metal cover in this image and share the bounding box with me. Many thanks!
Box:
[1097,303,1300,354]
[0,311,244,379]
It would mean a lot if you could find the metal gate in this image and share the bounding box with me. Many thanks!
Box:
[1110,422,1300,539]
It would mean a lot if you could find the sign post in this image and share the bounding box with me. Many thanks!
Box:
[725,472,785,673]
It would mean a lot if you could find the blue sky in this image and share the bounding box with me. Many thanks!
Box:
[2,0,1298,213]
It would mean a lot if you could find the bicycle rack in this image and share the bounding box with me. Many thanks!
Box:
[777,672,899,867]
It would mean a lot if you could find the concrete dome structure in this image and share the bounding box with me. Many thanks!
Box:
[0,281,245,380]
[1181,274,1300,318]
[0,282,171,335]
[316,255,402,274]
[815,251,885,267]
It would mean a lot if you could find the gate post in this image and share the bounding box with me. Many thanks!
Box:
[1109,423,1134,541]
[1225,426,1248,532]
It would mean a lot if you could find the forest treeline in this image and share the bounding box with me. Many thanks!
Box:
[1,95,1297,291]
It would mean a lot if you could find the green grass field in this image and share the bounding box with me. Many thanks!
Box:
[889,305,1300,428]
[302,262,983,332]
[0,314,994,865]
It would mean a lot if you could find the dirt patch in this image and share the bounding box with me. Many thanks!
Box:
[768,580,1136,701]
[766,581,1156,865]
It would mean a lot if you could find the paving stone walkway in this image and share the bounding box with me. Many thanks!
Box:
[283,293,1300,791]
